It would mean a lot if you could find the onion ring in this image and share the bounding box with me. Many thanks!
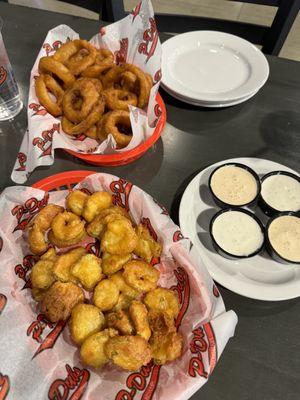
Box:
[101,110,132,148]
[53,40,79,63]
[64,40,97,76]
[63,79,99,123]
[35,74,64,117]
[123,64,151,108]
[120,71,138,92]
[62,96,105,136]
[103,89,138,111]
[81,63,113,79]
[39,56,75,88]
[95,49,114,65]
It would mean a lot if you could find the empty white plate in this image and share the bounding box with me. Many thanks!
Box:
[161,83,258,108]
[179,158,300,301]
[162,31,269,103]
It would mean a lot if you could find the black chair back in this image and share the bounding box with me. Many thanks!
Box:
[98,0,300,56]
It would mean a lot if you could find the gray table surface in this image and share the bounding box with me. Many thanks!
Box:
[1,3,300,400]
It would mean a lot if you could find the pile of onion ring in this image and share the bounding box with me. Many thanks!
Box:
[27,189,183,371]
[35,39,153,148]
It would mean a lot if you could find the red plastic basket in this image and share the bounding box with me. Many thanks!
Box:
[32,170,96,191]
[64,93,166,166]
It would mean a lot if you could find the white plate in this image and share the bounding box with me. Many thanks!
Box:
[179,158,300,301]
[161,83,258,108]
[162,31,269,103]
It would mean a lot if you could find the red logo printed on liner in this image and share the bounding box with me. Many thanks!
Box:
[48,364,90,400]
[32,123,60,158]
[15,152,27,171]
[110,178,133,211]
[29,102,48,116]
[115,38,129,64]
[43,40,62,56]
[11,192,49,232]
[30,318,67,359]
[14,254,37,289]
[0,373,10,400]
[138,18,158,62]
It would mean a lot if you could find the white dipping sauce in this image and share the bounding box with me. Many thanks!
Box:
[261,174,300,212]
[210,165,258,205]
[268,215,300,263]
[212,211,264,256]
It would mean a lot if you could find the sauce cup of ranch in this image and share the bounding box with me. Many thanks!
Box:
[209,208,265,260]
[265,211,300,264]
[208,163,261,208]
[259,171,300,217]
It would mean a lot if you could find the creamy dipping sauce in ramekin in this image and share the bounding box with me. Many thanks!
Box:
[210,165,258,206]
[212,210,264,257]
[261,174,300,212]
[268,215,300,263]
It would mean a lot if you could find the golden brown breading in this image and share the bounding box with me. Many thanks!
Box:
[150,331,183,365]
[109,271,139,299]
[70,303,105,344]
[41,281,84,322]
[71,253,102,291]
[101,217,138,255]
[105,335,152,371]
[53,247,86,283]
[31,260,56,290]
[134,224,162,263]
[122,260,160,293]
[106,310,134,335]
[93,279,119,311]
[66,190,89,216]
[101,252,132,275]
[144,288,180,319]
[82,191,112,222]
[80,328,118,368]
[86,206,129,239]
[129,300,151,341]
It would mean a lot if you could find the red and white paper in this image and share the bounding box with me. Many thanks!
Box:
[0,172,237,399]
[11,0,162,184]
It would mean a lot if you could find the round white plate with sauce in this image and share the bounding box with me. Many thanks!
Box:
[162,31,269,103]
[179,157,300,301]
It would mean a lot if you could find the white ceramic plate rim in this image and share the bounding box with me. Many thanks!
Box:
[162,31,269,102]
[161,83,258,108]
[179,157,300,301]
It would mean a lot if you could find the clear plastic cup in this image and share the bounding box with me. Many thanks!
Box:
[0,16,23,121]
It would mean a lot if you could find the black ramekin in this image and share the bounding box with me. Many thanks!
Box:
[208,162,261,209]
[209,208,265,260]
[265,211,300,264]
[259,170,300,217]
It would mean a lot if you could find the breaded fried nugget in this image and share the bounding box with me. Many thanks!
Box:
[30,259,56,290]
[71,253,103,291]
[82,191,112,222]
[53,247,86,283]
[129,300,151,341]
[101,252,132,275]
[66,190,89,216]
[41,281,84,322]
[122,260,159,293]
[109,271,139,299]
[150,331,183,365]
[144,288,180,319]
[86,206,129,239]
[106,310,134,335]
[134,224,162,263]
[105,335,152,371]
[93,279,119,311]
[101,217,138,255]
[70,303,105,344]
[80,328,118,368]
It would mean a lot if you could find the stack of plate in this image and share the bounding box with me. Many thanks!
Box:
[161,31,269,108]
